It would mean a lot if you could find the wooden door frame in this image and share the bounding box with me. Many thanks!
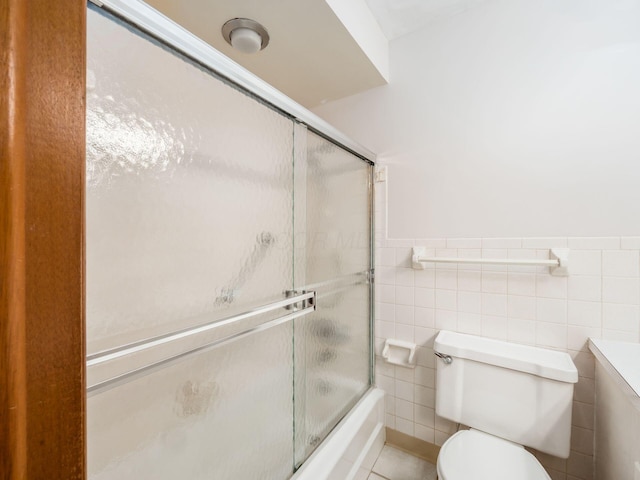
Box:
[1,0,86,478]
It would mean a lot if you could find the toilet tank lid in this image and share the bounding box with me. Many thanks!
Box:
[435,331,578,383]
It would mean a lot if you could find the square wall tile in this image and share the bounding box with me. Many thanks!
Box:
[568,276,601,302]
[396,267,415,286]
[396,286,414,306]
[378,284,395,303]
[435,269,457,290]
[458,291,481,314]
[395,379,414,402]
[508,318,536,345]
[377,266,396,285]
[396,365,414,382]
[414,366,435,388]
[414,307,435,328]
[377,320,395,339]
[602,277,640,305]
[572,401,594,430]
[602,303,640,332]
[414,405,435,428]
[415,269,435,288]
[377,302,395,321]
[396,324,414,342]
[415,288,435,308]
[568,250,602,276]
[435,289,457,310]
[395,304,414,325]
[509,295,536,320]
[458,313,482,335]
[414,385,435,408]
[574,377,595,405]
[567,301,602,328]
[379,248,396,266]
[537,274,568,299]
[395,398,414,421]
[508,272,536,296]
[458,271,482,292]
[482,315,508,340]
[482,272,508,294]
[537,298,567,324]
[435,309,457,330]
[602,250,639,277]
[482,293,508,317]
[536,322,568,349]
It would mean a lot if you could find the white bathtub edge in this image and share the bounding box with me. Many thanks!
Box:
[291,387,386,480]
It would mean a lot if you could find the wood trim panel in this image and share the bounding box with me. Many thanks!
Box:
[1,1,86,478]
[385,427,441,465]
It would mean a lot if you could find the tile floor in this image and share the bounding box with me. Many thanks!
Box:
[368,445,437,480]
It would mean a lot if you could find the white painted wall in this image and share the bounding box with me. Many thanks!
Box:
[325,0,390,82]
[313,0,640,238]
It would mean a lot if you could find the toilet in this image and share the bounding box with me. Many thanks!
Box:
[433,331,579,480]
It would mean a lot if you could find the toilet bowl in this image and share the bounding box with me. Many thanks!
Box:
[433,331,578,480]
[437,429,550,480]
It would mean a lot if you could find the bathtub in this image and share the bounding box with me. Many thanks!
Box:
[292,387,386,480]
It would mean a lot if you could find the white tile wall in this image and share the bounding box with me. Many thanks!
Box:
[373,178,640,480]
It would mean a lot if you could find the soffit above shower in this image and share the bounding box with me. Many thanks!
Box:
[143,0,389,108]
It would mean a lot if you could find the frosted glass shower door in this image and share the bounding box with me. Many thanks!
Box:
[86,7,300,479]
[293,131,373,466]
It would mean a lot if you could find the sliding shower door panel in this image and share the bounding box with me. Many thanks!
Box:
[87,7,297,479]
[293,132,372,466]
[87,8,294,355]
[88,317,295,480]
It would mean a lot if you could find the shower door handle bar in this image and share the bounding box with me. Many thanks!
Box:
[86,304,315,396]
[87,291,316,367]
[301,270,372,292]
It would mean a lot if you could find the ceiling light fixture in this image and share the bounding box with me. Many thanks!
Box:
[222,18,270,54]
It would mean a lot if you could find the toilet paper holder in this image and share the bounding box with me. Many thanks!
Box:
[382,339,417,368]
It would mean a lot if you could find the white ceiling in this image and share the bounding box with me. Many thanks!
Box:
[144,0,388,108]
[365,0,491,40]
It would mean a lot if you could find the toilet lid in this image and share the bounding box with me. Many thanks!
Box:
[437,430,551,480]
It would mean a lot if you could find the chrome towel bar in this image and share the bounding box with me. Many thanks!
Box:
[412,247,569,276]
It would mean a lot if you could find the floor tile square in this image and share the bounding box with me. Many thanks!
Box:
[372,445,437,480]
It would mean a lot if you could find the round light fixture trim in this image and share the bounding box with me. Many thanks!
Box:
[222,18,270,54]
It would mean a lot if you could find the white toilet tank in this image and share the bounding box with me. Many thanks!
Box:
[434,331,578,458]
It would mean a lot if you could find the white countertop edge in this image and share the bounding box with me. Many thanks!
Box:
[589,338,640,411]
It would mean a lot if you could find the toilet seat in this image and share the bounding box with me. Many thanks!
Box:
[437,429,551,480]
